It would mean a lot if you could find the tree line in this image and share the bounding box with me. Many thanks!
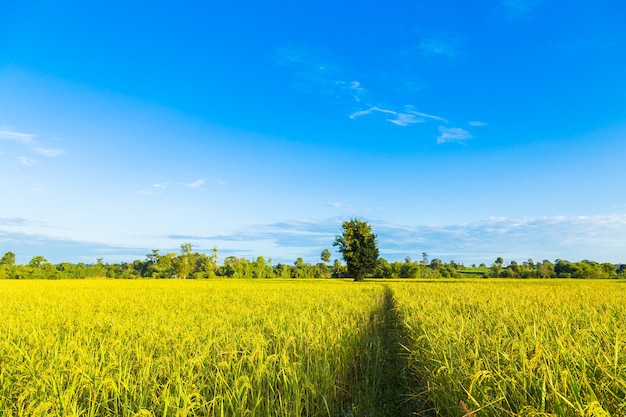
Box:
[0,247,623,280]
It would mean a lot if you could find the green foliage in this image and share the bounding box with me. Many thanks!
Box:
[333,218,379,281]
[0,247,620,281]
[0,251,16,266]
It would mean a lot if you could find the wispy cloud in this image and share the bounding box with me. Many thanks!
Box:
[436,126,472,144]
[139,178,221,195]
[0,129,37,144]
[185,179,205,189]
[137,182,168,195]
[1,127,66,160]
[18,157,37,166]
[4,214,626,265]
[350,105,447,127]
[469,121,488,127]
[275,44,367,103]
[276,44,456,139]
[335,80,366,102]
[375,214,626,264]
[34,148,65,157]
[194,214,626,264]
[0,217,38,227]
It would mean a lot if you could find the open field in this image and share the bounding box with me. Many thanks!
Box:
[1,279,625,416]
[0,280,398,416]
[393,280,626,416]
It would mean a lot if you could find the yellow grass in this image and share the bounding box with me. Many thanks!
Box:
[2,279,625,416]
[0,280,387,416]
[391,280,626,416]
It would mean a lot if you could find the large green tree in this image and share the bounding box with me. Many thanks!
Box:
[333,218,379,281]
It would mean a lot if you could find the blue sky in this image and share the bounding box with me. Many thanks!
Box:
[1,0,625,266]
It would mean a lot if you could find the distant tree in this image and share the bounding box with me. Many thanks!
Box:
[315,262,329,278]
[400,256,420,278]
[176,243,193,279]
[28,256,48,268]
[0,251,16,266]
[602,262,616,277]
[430,258,443,270]
[537,260,555,278]
[333,218,379,281]
[321,249,332,264]
[491,257,504,277]
[211,246,219,265]
[255,256,267,278]
[374,258,393,278]
[332,259,347,278]
[293,258,309,278]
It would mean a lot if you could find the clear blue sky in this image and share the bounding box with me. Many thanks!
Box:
[1,0,625,265]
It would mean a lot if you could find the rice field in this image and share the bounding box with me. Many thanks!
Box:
[392,280,626,416]
[0,280,393,417]
[1,279,625,417]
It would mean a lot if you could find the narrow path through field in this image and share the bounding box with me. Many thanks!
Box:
[374,285,423,417]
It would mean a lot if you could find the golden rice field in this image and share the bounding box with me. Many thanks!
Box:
[0,279,625,417]
[0,280,393,417]
[393,280,626,416]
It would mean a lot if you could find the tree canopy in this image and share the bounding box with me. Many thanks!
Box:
[333,218,379,281]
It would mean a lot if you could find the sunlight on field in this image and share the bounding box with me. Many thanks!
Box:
[392,280,626,416]
[1,279,625,416]
[0,280,388,417]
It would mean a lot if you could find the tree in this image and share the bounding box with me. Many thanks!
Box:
[176,243,193,279]
[491,257,504,277]
[0,251,16,266]
[28,255,48,268]
[321,249,332,264]
[333,218,379,281]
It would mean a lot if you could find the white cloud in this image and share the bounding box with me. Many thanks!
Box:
[436,126,472,144]
[1,127,66,158]
[374,214,626,264]
[18,156,37,165]
[469,121,488,127]
[350,105,447,127]
[0,129,37,144]
[4,213,626,265]
[334,80,367,102]
[276,43,366,102]
[152,182,168,189]
[186,179,205,189]
[34,148,65,157]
